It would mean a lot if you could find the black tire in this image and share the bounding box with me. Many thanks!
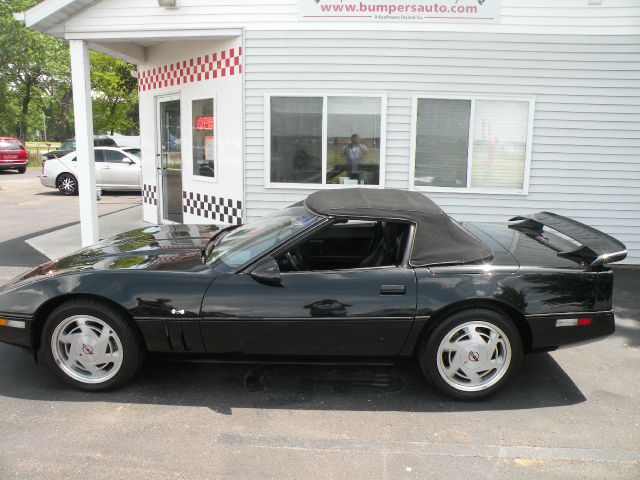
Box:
[418,309,522,400]
[41,298,145,391]
[56,172,78,195]
[17,167,26,174]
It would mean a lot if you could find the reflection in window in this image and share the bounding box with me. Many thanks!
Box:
[414,98,470,188]
[413,97,531,191]
[192,98,215,178]
[470,100,529,189]
[326,97,381,185]
[270,97,323,184]
[104,149,127,163]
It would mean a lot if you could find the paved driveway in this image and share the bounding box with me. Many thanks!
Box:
[0,169,638,479]
[0,168,140,283]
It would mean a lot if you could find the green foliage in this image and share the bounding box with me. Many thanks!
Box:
[91,52,139,136]
[0,0,139,141]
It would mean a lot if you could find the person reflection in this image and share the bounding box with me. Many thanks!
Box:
[343,133,368,173]
[327,133,368,183]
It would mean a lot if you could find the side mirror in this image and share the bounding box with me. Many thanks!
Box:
[122,157,135,164]
[250,257,283,287]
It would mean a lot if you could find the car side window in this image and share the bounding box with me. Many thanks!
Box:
[71,151,103,162]
[277,219,411,273]
[103,150,126,163]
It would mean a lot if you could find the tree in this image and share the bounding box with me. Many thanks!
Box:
[0,0,69,141]
[91,52,139,136]
[0,0,139,141]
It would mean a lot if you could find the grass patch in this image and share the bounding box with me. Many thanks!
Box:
[25,142,61,168]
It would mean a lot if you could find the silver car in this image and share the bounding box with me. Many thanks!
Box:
[41,147,142,195]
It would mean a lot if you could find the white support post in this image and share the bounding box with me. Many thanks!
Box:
[69,40,99,246]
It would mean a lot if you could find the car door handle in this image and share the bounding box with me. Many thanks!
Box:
[380,284,406,295]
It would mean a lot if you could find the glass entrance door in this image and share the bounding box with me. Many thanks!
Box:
[157,97,183,223]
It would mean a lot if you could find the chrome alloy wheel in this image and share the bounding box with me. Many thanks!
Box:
[51,315,124,384]
[58,175,76,194]
[436,321,512,392]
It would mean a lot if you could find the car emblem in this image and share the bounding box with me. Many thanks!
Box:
[468,351,480,362]
[171,308,185,315]
[82,344,94,355]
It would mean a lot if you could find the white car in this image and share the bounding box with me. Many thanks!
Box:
[41,147,142,195]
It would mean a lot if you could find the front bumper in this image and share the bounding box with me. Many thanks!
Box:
[0,313,32,348]
[526,311,615,352]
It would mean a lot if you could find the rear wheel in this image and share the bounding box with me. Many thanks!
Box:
[57,173,78,195]
[41,299,145,391]
[418,309,522,400]
[17,167,26,174]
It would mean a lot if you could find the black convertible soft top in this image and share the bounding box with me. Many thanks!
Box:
[304,188,493,266]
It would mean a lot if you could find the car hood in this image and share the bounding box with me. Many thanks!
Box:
[5,224,222,288]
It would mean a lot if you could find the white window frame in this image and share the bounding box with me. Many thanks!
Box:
[188,94,218,184]
[409,94,535,195]
[264,92,387,189]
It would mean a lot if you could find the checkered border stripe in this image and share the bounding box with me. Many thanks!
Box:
[182,191,243,225]
[138,47,242,92]
[143,184,157,206]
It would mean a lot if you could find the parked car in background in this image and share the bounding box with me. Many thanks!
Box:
[108,135,140,149]
[0,138,28,174]
[42,136,117,161]
[40,147,141,195]
[122,147,141,157]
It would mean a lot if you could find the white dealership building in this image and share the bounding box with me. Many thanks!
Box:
[18,0,640,262]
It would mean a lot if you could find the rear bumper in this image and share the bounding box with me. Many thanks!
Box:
[40,175,56,188]
[0,313,32,348]
[0,161,28,170]
[526,311,615,352]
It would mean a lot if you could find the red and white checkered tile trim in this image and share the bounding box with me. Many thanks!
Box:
[138,47,242,92]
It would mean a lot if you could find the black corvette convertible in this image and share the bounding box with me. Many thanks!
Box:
[0,189,627,399]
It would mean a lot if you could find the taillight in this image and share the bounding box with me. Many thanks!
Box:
[41,158,46,175]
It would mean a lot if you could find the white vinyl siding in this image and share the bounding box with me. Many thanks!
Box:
[62,0,640,35]
[244,30,640,263]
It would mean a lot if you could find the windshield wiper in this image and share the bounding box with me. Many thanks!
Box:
[200,224,241,263]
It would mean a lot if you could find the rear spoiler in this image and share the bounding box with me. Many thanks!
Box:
[509,212,627,268]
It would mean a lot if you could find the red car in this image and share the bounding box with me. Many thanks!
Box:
[0,138,28,174]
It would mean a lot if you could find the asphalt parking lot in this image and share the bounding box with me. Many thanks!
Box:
[0,169,638,479]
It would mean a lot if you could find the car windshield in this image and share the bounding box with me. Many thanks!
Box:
[61,140,76,149]
[0,140,23,150]
[206,207,321,271]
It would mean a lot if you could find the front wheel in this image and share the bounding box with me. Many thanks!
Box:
[57,173,78,195]
[418,309,522,400]
[17,167,26,174]
[41,299,145,391]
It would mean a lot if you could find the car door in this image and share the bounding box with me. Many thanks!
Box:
[101,149,141,189]
[68,150,104,185]
[200,266,417,356]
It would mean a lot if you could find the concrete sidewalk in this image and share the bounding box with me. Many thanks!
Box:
[26,203,147,260]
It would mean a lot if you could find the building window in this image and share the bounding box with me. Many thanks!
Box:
[268,94,385,187]
[412,96,533,193]
[192,98,215,178]
[270,97,323,184]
